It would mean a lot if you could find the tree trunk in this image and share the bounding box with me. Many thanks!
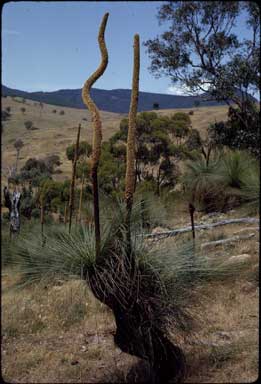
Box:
[64,202,68,225]
[68,124,81,233]
[189,202,196,240]
[15,149,20,174]
[78,174,84,223]
[40,198,44,245]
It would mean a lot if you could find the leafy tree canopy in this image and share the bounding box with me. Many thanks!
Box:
[144,1,260,129]
[66,141,92,161]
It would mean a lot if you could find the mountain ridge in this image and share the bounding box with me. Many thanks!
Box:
[1,84,234,113]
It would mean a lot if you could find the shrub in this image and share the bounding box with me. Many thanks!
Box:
[59,110,65,115]
[24,121,33,130]
[52,109,57,113]
[6,106,11,113]
[183,155,228,212]
[20,107,26,114]
[208,103,260,158]
[2,212,10,221]
[188,110,194,115]
[44,154,61,173]
[31,208,41,219]
[2,110,10,121]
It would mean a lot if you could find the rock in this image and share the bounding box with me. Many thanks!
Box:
[151,227,167,234]
[207,212,219,218]
[227,254,252,263]
[173,183,183,192]
[233,227,259,235]
[71,360,79,365]
[241,282,257,294]
[214,331,232,340]
[81,346,87,352]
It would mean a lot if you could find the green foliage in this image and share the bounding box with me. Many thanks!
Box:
[220,150,260,207]
[220,150,252,189]
[20,186,36,219]
[24,121,33,130]
[208,103,260,158]
[66,141,92,162]
[98,148,126,193]
[35,179,72,212]
[39,179,63,206]
[183,149,260,212]
[144,1,259,128]
[50,197,63,212]
[185,129,202,151]
[18,158,52,187]
[31,208,40,219]
[183,154,228,212]
[76,160,91,179]
[14,138,24,151]
[114,111,184,194]
[2,110,11,121]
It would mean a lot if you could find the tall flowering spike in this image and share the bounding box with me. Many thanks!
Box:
[82,12,109,172]
[125,34,140,207]
[81,13,109,259]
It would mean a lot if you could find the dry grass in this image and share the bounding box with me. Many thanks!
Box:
[1,209,259,383]
[1,96,124,183]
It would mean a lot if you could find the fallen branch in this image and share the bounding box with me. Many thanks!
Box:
[201,233,256,249]
[144,218,259,240]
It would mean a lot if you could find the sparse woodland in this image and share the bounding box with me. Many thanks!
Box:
[1,3,259,383]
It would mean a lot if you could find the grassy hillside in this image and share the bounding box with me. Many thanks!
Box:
[1,96,124,183]
[2,96,229,184]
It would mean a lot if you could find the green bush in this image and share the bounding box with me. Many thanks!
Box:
[31,208,41,219]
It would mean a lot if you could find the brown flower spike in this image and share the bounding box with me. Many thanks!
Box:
[81,13,109,258]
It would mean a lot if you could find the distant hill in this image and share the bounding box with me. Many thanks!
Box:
[2,85,231,114]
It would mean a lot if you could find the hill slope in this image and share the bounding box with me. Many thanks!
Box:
[1,96,229,183]
[2,85,230,114]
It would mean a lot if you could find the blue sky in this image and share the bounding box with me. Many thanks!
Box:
[2,1,255,96]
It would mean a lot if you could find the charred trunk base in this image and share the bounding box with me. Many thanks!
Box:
[87,266,186,383]
[114,310,186,383]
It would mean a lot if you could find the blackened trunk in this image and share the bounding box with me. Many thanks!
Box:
[92,167,100,260]
[189,202,195,240]
[87,266,186,383]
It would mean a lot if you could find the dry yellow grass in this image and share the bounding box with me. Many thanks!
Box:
[1,96,124,183]
[1,96,229,185]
